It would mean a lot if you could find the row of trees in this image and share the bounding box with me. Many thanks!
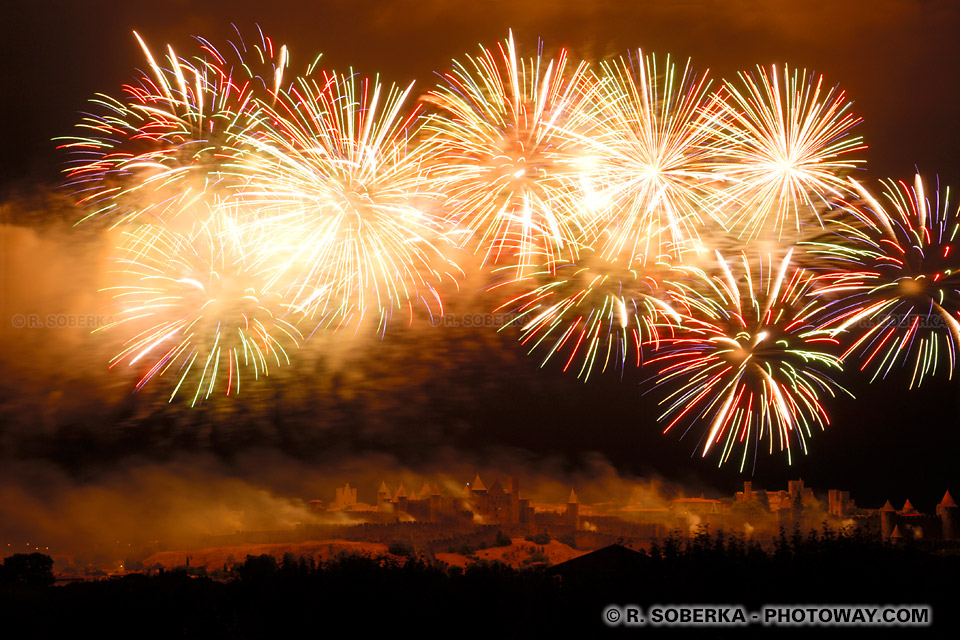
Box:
[2,529,955,636]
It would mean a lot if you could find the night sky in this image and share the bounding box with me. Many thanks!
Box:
[1,1,959,553]
[6,0,960,189]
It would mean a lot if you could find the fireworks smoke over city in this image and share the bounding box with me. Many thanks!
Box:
[1,5,959,632]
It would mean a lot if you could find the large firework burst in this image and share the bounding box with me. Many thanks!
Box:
[578,50,723,265]
[811,175,960,387]
[649,250,848,469]
[234,70,458,331]
[705,65,865,240]
[421,30,602,274]
[100,206,302,405]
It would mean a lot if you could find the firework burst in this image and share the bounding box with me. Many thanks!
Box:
[650,250,848,469]
[421,30,602,274]
[496,254,685,381]
[100,207,302,405]
[234,70,458,331]
[811,175,960,387]
[705,65,865,240]
[578,50,723,265]
[58,30,297,227]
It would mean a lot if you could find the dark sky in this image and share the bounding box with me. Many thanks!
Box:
[1,0,959,523]
[4,0,960,189]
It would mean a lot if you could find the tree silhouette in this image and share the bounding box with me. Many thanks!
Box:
[1,553,54,587]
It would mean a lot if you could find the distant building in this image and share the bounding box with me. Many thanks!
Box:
[566,490,580,530]
[875,492,958,542]
[735,481,761,503]
[670,498,723,516]
[334,483,357,509]
[305,476,957,551]
[937,491,958,540]
[827,490,854,517]
[339,474,538,528]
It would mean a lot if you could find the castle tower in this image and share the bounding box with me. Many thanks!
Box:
[470,474,488,515]
[566,489,580,531]
[419,482,432,503]
[901,499,918,515]
[487,479,506,522]
[394,483,408,513]
[879,500,896,540]
[377,481,392,512]
[828,490,851,517]
[937,491,958,540]
[509,477,521,524]
[787,479,804,499]
[519,497,533,533]
[335,483,357,509]
[828,490,840,517]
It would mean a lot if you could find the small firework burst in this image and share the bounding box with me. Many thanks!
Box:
[812,175,960,387]
[497,254,686,380]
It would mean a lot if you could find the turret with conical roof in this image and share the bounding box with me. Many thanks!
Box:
[471,474,487,493]
[377,481,390,510]
[393,483,408,513]
[419,482,432,500]
[901,499,918,515]
[890,524,904,544]
[879,500,896,540]
[938,490,959,540]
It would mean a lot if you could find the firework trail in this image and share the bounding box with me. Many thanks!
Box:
[234,69,458,332]
[100,205,303,406]
[810,174,960,387]
[58,30,298,227]
[578,50,723,265]
[421,30,602,275]
[705,65,865,240]
[649,250,848,469]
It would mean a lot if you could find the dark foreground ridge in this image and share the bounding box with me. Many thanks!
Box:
[1,528,956,639]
